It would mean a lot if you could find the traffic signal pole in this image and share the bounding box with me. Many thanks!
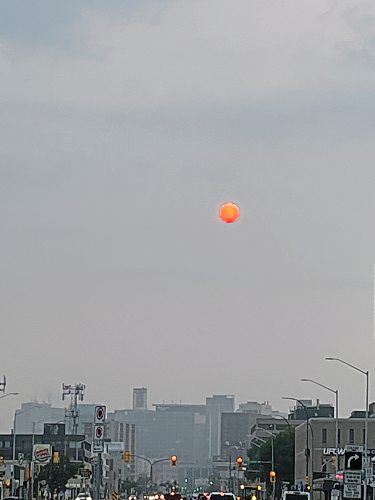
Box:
[95,453,102,500]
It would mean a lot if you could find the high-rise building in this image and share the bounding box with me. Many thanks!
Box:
[206,395,235,458]
[132,388,147,410]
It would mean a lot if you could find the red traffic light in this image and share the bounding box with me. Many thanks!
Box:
[171,455,177,466]
[269,471,276,483]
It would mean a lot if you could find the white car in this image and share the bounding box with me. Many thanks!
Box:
[75,493,93,500]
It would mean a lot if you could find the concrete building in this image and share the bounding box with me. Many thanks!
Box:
[237,401,273,415]
[206,395,235,458]
[288,400,334,421]
[295,417,375,485]
[133,388,148,410]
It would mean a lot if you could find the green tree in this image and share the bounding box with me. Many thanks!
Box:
[246,428,295,484]
[37,454,80,492]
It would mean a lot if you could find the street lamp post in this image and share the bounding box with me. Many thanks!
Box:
[282,397,310,487]
[131,455,172,493]
[0,393,19,401]
[326,358,369,500]
[255,428,276,500]
[325,358,369,460]
[12,405,42,497]
[301,379,339,473]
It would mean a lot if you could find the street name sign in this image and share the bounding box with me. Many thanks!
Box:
[345,451,363,471]
[344,471,362,485]
[345,446,363,453]
[344,484,361,499]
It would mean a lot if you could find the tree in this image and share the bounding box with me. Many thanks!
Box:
[37,454,80,493]
[246,428,295,484]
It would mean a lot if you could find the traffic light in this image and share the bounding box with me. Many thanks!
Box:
[171,454,178,466]
[331,456,337,467]
[269,471,276,483]
[53,451,60,464]
[123,450,131,463]
[0,456,4,465]
[257,485,262,491]
[236,456,244,469]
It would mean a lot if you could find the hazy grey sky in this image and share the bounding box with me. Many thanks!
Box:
[2,0,375,431]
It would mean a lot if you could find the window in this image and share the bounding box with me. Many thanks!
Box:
[322,428,327,444]
[349,429,355,444]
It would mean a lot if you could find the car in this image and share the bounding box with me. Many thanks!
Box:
[75,493,93,500]
[208,493,236,500]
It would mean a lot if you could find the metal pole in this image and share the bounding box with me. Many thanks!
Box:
[365,372,369,500]
[12,414,16,496]
[96,452,101,500]
[271,435,275,500]
[150,463,153,493]
[335,390,339,474]
[31,422,35,500]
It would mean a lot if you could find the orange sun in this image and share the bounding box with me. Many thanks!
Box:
[219,202,240,223]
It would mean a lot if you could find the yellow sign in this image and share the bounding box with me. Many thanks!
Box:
[112,491,119,500]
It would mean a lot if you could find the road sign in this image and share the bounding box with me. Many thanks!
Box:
[79,468,92,478]
[345,451,363,471]
[18,453,24,466]
[345,446,363,453]
[343,484,361,499]
[93,439,104,453]
[94,405,107,424]
[344,471,362,485]
[94,424,104,440]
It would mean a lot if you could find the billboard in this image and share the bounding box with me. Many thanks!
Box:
[33,444,52,464]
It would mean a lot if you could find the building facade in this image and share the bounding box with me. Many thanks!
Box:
[295,417,375,485]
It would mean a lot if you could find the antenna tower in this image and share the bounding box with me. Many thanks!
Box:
[62,383,85,434]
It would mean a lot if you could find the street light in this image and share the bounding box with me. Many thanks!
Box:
[325,357,369,461]
[0,393,19,400]
[12,405,42,497]
[255,428,276,500]
[282,397,310,486]
[301,378,339,473]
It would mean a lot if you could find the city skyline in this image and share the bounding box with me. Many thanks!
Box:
[1,0,375,438]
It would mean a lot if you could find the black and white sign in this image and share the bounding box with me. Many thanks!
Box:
[94,424,104,440]
[79,468,92,478]
[93,439,104,453]
[94,405,107,424]
[345,471,362,485]
[345,451,363,471]
[344,484,361,499]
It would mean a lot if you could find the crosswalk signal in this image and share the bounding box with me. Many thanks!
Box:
[123,450,131,463]
[236,456,244,469]
[270,471,276,483]
[171,454,177,466]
